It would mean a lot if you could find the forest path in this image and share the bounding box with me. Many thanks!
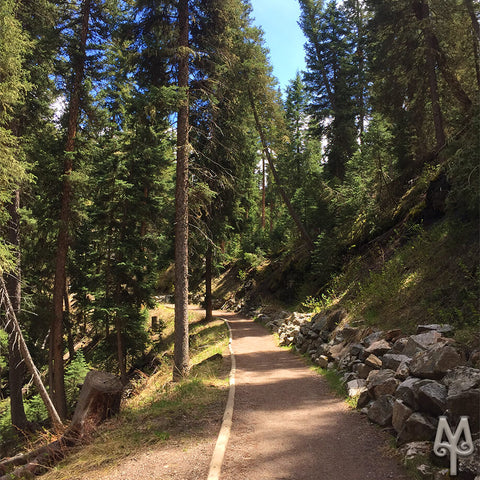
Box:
[215,310,411,480]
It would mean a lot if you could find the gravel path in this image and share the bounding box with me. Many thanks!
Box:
[217,311,410,480]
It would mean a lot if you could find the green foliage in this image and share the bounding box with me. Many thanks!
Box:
[64,351,90,414]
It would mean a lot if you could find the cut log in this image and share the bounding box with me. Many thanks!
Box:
[0,371,123,479]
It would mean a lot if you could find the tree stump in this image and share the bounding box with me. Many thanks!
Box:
[70,370,123,436]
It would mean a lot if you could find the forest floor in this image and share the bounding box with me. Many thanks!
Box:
[81,309,412,480]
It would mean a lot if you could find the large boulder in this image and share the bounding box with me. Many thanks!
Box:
[367,395,395,427]
[383,353,412,371]
[416,380,447,416]
[392,399,414,434]
[416,324,454,336]
[365,339,392,357]
[367,369,400,398]
[447,389,480,435]
[347,379,367,397]
[395,377,422,409]
[409,344,463,379]
[403,331,444,357]
[442,366,480,396]
[365,354,383,369]
[397,412,437,445]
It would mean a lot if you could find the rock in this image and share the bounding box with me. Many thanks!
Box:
[365,339,392,356]
[383,353,412,371]
[392,399,414,434]
[392,337,409,354]
[350,343,365,358]
[416,381,447,416]
[396,361,411,380]
[363,331,384,347]
[396,377,422,408]
[416,324,454,336]
[397,412,437,444]
[410,344,463,379]
[457,439,480,479]
[384,329,404,342]
[367,395,395,427]
[314,355,329,368]
[347,379,367,397]
[328,342,352,363]
[352,362,374,379]
[447,389,480,434]
[367,369,400,398]
[399,441,433,463]
[416,464,434,478]
[442,366,480,397]
[357,389,371,408]
[403,331,444,357]
[365,354,383,369]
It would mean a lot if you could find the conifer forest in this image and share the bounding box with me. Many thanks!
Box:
[0,0,478,462]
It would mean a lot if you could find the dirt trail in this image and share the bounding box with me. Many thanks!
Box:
[218,311,410,480]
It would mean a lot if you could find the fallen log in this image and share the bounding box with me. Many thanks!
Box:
[0,371,123,479]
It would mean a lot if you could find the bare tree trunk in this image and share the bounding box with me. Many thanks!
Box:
[205,243,213,323]
[173,0,190,382]
[261,154,266,229]
[464,0,480,41]
[5,190,28,431]
[0,274,64,434]
[115,316,127,385]
[50,0,91,420]
[63,280,75,362]
[248,90,314,250]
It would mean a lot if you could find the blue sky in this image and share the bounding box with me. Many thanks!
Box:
[249,0,307,91]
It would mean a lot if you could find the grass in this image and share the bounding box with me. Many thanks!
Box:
[38,306,230,480]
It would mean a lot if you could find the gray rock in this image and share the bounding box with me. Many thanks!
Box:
[395,377,422,409]
[383,353,412,371]
[396,361,411,380]
[397,412,437,444]
[328,341,349,361]
[357,389,371,409]
[363,331,384,347]
[442,366,480,396]
[367,369,400,398]
[365,354,383,369]
[367,395,395,427]
[416,381,447,415]
[347,379,367,397]
[447,388,480,434]
[458,439,480,479]
[392,399,414,434]
[365,339,392,356]
[350,343,365,358]
[416,324,454,336]
[392,337,409,354]
[352,362,374,379]
[403,331,444,357]
[314,355,329,368]
[410,344,463,379]
[399,441,433,463]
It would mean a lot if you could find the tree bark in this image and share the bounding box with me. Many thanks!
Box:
[205,243,213,323]
[0,274,64,434]
[5,190,28,431]
[115,315,127,385]
[50,0,91,419]
[261,154,266,229]
[173,0,190,381]
[464,0,480,41]
[63,279,75,362]
[248,90,314,250]
[412,0,446,150]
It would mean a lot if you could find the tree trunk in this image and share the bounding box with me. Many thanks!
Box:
[173,0,190,382]
[464,0,480,41]
[115,316,127,385]
[5,191,28,431]
[50,0,91,419]
[261,154,266,229]
[248,90,314,250]
[0,274,64,434]
[412,0,446,150]
[205,243,213,323]
[63,280,75,362]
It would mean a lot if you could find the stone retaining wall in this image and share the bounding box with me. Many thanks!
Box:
[257,309,480,480]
